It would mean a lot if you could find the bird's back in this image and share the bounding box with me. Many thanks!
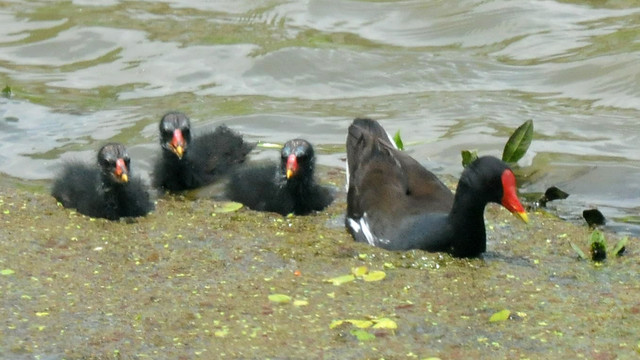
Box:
[346,118,455,249]
[51,162,105,217]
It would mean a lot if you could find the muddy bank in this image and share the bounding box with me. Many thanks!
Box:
[0,169,638,359]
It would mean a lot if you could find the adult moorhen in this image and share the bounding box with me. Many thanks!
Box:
[225,139,334,216]
[52,143,154,220]
[152,111,255,192]
[345,118,528,258]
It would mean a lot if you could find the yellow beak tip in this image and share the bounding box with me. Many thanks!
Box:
[121,174,129,183]
[516,211,529,224]
[286,169,293,179]
[175,146,184,159]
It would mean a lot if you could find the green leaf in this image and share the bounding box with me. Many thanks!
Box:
[331,319,374,329]
[213,201,243,213]
[351,266,368,277]
[2,85,12,98]
[461,150,478,168]
[0,269,15,276]
[362,270,386,282]
[502,119,533,163]
[350,329,375,341]
[393,130,404,151]
[372,318,397,330]
[268,294,291,304]
[570,242,587,260]
[489,309,511,322]
[589,229,607,262]
[347,319,374,328]
[324,274,355,286]
[256,142,283,149]
[611,236,628,256]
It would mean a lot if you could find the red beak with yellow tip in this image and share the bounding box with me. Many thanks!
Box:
[286,154,298,179]
[114,158,129,183]
[500,169,528,223]
[171,129,186,159]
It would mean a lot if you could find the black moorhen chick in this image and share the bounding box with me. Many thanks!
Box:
[52,143,154,220]
[152,111,255,192]
[225,139,334,216]
[345,118,528,258]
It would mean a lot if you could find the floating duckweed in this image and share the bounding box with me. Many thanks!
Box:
[268,294,291,304]
[324,274,355,286]
[362,271,386,282]
[351,266,368,277]
[371,318,397,330]
[489,309,511,323]
[213,201,244,213]
[350,329,375,341]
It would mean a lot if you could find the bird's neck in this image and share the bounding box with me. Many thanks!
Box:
[282,169,315,211]
[163,149,187,163]
[447,182,488,257]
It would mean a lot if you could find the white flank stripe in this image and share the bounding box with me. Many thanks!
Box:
[345,157,350,191]
[360,213,377,246]
[347,217,360,233]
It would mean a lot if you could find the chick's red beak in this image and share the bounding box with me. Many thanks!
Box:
[286,154,298,179]
[114,158,129,183]
[501,169,528,223]
[171,129,186,159]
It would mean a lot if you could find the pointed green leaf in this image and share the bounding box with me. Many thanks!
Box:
[393,130,404,151]
[611,236,628,256]
[461,150,478,168]
[502,120,533,163]
[589,229,607,261]
[570,242,587,260]
[489,309,511,322]
[589,229,606,246]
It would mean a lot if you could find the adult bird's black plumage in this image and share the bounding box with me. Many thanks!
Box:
[345,118,528,257]
[152,111,255,192]
[52,143,154,220]
[225,139,334,216]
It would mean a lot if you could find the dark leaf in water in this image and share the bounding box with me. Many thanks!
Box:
[583,209,606,227]
[538,186,569,207]
[461,150,478,168]
[393,130,404,151]
[502,119,533,163]
[589,229,607,262]
[544,186,569,201]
